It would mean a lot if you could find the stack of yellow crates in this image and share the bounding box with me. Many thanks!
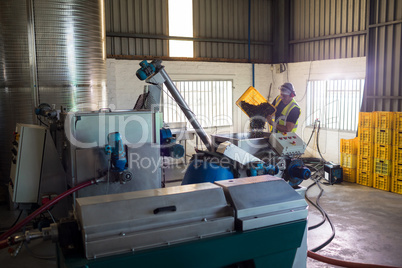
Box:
[357,112,375,186]
[340,137,358,182]
[373,112,394,191]
[392,112,402,194]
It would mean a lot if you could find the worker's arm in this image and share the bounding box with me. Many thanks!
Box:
[271,121,295,133]
[267,116,295,133]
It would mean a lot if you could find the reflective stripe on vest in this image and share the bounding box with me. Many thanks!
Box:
[272,96,300,133]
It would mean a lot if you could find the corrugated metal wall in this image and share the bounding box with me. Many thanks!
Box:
[106,0,275,62]
[363,0,402,112]
[193,0,274,61]
[289,0,367,62]
[106,0,168,56]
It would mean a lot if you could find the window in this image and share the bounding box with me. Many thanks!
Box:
[168,0,193,57]
[306,79,365,131]
[163,81,233,128]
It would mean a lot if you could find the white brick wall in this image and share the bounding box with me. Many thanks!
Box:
[107,57,366,163]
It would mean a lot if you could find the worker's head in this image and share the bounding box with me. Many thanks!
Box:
[280,83,295,103]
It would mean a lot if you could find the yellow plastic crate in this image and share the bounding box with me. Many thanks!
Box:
[358,112,374,128]
[393,147,402,164]
[342,167,356,183]
[340,153,357,168]
[358,142,374,158]
[357,156,373,173]
[393,112,402,131]
[374,158,392,175]
[374,111,394,129]
[236,86,276,118]
[374,128,393,145]
[393,163,402,180]
[392,163,402,194]
[373,174,391,191]
[374,144,392,160]
[393,131,402,147]
[340,138,358,154]
[391,179,402,194]
[358,128,374,143]
[357,171,373,187]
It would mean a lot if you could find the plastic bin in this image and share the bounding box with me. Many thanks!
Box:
[340,153,357,168]
[374,111,394,129]
[393,131,402,147]
[393,147,402,164]
[374,144,392,160]
[357,156,373,173]
[393,163,402,181]
[374,158,392,175]
[236,86,276,118]
[374,128,393,145]
[393,112,402,131]
[358,128,374,143]
[358,142,374,158]
[358,112,374,128]
[373,174,391,191]
[391,179,402,194]
[342,167,356,183]
[392,164,402,194]
[340,138,358,154]
[357,171,373,187]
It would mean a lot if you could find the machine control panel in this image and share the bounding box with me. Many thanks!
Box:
[9,124,47,203]
[268,132,306,156]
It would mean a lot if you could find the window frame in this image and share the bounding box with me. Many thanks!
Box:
[162,80,233,129]
[306,79,365,132]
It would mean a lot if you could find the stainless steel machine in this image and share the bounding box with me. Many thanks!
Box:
[58,176,308,267]
[62,109,164,200]
[2,60,310,268]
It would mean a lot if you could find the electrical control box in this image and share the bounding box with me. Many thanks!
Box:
[268,132,306,156]
[9,124,47,203]
[324,162,343,184]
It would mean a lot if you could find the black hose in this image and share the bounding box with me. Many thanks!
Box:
[306,180,326,230]
[310,178,336,252]
[316,120,326,162]
[306,120,317,147]
[306,175,336,252]
[304,161,336,252]
[0,210,23,234]
[37,116,49,127]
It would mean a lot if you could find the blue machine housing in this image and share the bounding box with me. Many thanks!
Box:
[182,158,234,185]
[136,60,157,80]
[105,132,127,172]
[249,163,279,177]
[287,159,311,187]
[160,128,185,159]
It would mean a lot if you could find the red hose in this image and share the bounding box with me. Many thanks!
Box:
[0,180,94,241]
[308,250,400,268]
[0,239,10,250]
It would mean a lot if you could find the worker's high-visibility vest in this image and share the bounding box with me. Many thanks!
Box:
[271,96,300,133]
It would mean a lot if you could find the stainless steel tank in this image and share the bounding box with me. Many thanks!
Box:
[0,0,107,185]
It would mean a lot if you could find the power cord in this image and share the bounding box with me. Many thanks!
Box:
[307,176,336,252]
[303,160,336,252]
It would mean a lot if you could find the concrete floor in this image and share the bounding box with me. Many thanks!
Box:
[1,164,402,268]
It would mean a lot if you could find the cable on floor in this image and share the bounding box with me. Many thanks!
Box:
[303,161,400,267]
[302,159,336,252]
[308,177,336,252]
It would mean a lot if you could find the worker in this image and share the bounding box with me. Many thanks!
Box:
[267,82,300,133]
